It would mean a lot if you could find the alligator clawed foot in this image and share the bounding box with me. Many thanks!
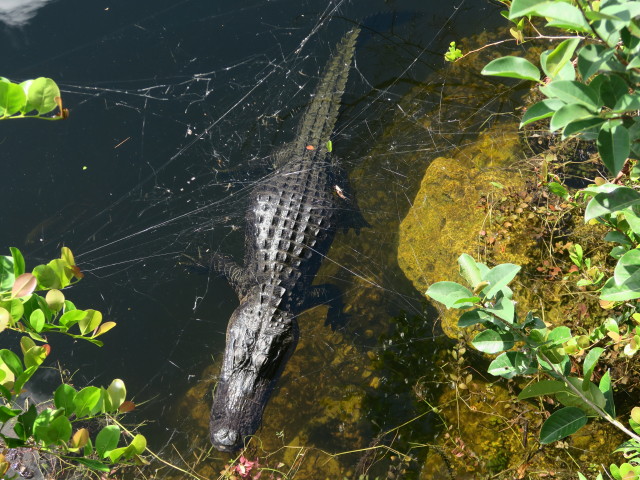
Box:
[304,283,347,330]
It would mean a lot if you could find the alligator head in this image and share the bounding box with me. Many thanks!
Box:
[209,287,299,452]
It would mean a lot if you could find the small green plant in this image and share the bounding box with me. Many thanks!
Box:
[426,253,640,479]
[0,247,146,475]
[0,77,68,120]
[444,42,463,62]
[568,243,605,286]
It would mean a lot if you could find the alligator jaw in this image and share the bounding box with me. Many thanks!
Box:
[210,291,299,452]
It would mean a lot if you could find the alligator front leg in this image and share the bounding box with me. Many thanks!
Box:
[301,284,346,329]
[186,252,250,298]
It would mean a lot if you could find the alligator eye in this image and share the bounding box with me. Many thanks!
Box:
[233,349,245,366]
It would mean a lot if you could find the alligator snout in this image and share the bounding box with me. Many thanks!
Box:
[211,427,241,452]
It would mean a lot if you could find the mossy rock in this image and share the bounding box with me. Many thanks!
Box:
[397,124,526,337]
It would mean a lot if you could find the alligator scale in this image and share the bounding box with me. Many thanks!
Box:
[208,29,362,452]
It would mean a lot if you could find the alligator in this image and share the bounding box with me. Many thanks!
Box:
[207,28,362,453]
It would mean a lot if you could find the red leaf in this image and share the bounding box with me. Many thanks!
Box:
[118,401,135,413]
[12,273,37,298]
[71,265,84,279]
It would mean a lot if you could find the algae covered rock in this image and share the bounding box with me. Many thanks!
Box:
[397,125,526,337]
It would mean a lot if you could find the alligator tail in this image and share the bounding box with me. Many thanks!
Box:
[277,27,360,167]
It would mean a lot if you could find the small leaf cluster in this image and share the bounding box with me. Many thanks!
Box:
[426,254,627,445]
[0,248,146,475]
[0,77,68,120]
[0,247,115,347]
[1,378,145,474]
[580,183,640,302]
[481,0,640,177]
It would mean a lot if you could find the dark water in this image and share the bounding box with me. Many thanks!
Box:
[1,0,512,476]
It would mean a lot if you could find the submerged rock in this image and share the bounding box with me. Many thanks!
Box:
[397,124,526,337]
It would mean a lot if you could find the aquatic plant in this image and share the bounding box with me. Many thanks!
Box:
[426,254,640,479]
[0,77,68,120]
[0,247,146,476]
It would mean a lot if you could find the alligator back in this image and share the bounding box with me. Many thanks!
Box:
[209,28,360,453]
[245,154,339,312]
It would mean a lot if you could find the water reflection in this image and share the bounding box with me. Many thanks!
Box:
[0,0,54,27]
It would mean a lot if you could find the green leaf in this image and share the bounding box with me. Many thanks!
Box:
[509,0,546,18]
[0,81,27,117]
[457,254,483,289]
[547,182,569,199]
[593,74,629,109]
[613,93,640,113]
[607,249,640,299]
[547,326,572,345]
[74,458,110,473]
[583,347,604,386]
[29,309,45,333]
[106,379,126,411]
[540,80,601,111]
[509,1,590,32]
[520,99,565,127]
[78,309,102,335]
[543,4,591,31]
[0,349,23,377]
[45,289,65,312]
[472,329,515,354]
[555,377,606,416]
[16,404,37,440]
[0,406,21,422]
[32,264,61,289]
[128,434,146,455]
[544,38,580,79]
[74,386,102,417]
[35,414,72,446]
[549,103,596,132]
[562,117,606,140]
[54,384,77,415]
[59,309,87,328]
[23,345,47,369]
[426,282,476,309]
[10,248,25,277]
[623,207,640,236]
[20,77,60,115]
[539,407,588,444]
[96,425,121,458]
[458,309,492,327]
[13,365,38,396]
[599,370,616,417]
[0,255,15,291]
[485,289,515,322]
[518,380,567,399]
[598,120,631,177]
[578,44,616,79]
[585,186,640,221]
[108,446,129,463]
[482,263,521,299]
[481,56,541,82]
[487,351,537,379]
